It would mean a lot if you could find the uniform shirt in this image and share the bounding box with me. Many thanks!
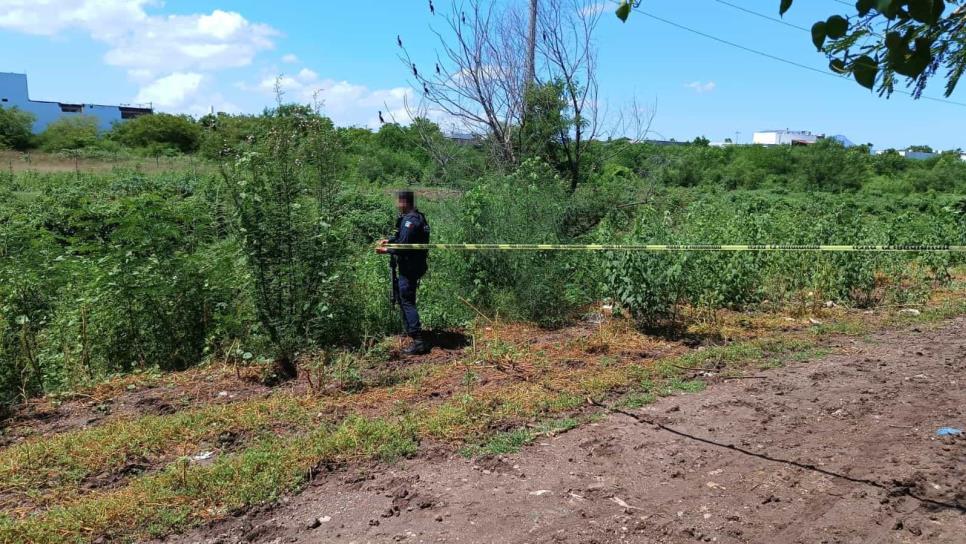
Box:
[389,209,430,277]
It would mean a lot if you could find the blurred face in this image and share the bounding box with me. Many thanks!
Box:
[396,196,412,214]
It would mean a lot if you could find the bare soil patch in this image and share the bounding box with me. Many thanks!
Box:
[0,332,475,449]
[0,366,277,448]
[162,318,966,544]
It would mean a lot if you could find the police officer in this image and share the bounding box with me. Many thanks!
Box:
[377,190,431,355]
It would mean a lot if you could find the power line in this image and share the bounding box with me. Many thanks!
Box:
[712,0,883,44]
[633,8,966,108]
[711,0,811,32]
[703,0,965,106]
[633,9,841,78]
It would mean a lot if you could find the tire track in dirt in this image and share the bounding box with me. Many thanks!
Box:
[160,318,966,544]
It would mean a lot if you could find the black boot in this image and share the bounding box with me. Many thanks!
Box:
[402,332,431,356]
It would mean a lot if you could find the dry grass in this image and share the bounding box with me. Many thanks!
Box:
[1,272,964,542]
[0,150,209,175]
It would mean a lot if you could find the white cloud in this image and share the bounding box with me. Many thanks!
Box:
[297,68,319,82]
[127,68,154,83]
[0,0,152,38]
[320,81,414,128]
[241,71,415,128]
[197,9,246,40]
[0,0,277,111]
[685,81,717,94]
[135,72,204,108]
[281,53,299,64]
[100,9,276,77]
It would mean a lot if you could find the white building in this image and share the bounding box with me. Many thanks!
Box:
[899,150,938,160]
[752,130,820,146]
[0,72,152,133]
[875,149,939,160]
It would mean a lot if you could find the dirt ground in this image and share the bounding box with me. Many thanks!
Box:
[0,332,471,449]
[160,317,966,544]
[0,366,278,448]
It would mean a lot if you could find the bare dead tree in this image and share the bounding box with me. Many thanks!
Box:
[599,95,658,169]
[399,0,653,190]
[392,96,459,179]
[399,1,527,166]
[536,0,601,191]
[525,0,539,86]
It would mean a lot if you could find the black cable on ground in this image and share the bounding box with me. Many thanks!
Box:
[485,363,966,513]
[595,400,966,513]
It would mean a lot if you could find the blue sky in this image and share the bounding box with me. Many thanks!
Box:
[1,0,962,150]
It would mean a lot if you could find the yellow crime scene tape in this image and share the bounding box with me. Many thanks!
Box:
[385,244,966,252]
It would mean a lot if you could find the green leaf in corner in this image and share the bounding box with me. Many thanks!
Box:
[616,2,632,22]
[907,0,934,23]
[779,0,794,16]
[811,21,828,51]
[930,0,947,24]
[856,0,876,16]
[852,55,878,89]
[877,0,900,20]
[825,15,849,39]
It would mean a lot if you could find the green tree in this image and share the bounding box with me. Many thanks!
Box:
[220,105,347,381]
[787,0,966,98]
[615,1,966,98]
[519,81,572,173]
[198,112,266,159]
[0,106,35,150]
[109,113,202,153]
[794,138,868,191]
[39,116,99,151]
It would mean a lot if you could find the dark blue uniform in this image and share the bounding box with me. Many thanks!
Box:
[389,209,430,335]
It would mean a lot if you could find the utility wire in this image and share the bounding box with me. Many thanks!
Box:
[486,358,966,514]
[712,0,811,32]
[634,7,966,108]
[634,9,843,78]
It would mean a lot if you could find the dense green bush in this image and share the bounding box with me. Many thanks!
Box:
[608,191,964,323]
[0,106,35,150]
[2,106,965,410]
[609,139,966,194]
[38,115,100,151]
[198,112,265,159]
[0,170,230,406]
[220,106,350,379]
[109,113,202,154]
[458,160,591,326]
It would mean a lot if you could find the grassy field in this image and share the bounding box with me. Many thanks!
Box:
[0,267,963,542]
[1,115,964,542]
[0,150,209,175]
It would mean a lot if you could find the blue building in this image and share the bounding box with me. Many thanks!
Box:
[0,72,152,133]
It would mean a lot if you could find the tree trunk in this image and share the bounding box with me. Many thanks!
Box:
[525,0,539,87]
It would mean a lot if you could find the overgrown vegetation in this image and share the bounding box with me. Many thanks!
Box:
[609,190,964,323]
[1,108,964,409]
[2,2,964,541]
[5,295,965,541]
[0,106,34,151]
